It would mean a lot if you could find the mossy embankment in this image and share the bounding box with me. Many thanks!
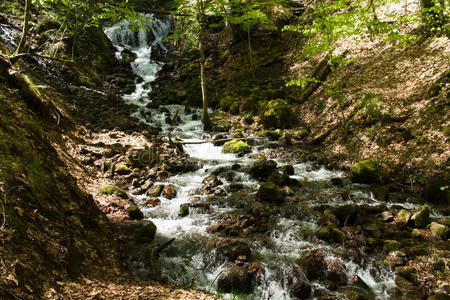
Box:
[0,5,216,299]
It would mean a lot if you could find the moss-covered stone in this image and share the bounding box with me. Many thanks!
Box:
[99,185,128,199]
[127,204,144,220]
[256,182,285,203]
[351,160,384,184]
[115,165,132,175]
[317,224,346,243]
[261,99,295,129]
[397,209,412,223]
[179,203,190,217]
[411,205,430,228]
[148,185,164,197]
[239,99,258,115]
[162,184,177,199]
[219,95,237,112]
[135,221,157,243]
[294,128,309,140]
[222,139,250,156]
[430,222,448,239]
[383,240,401,252]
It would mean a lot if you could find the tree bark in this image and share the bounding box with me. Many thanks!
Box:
[16,0,32,55]
[198,0,212,131]
[247,23,255,81]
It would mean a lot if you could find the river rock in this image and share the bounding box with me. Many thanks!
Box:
[280,165,295,176]
[135,221,157,243]
[249,159,277,181]
[99,185,128,199]
[381,211,394,222]
[217,266,253,293]
[115,165,132,175]
[330,204,359,225]
[397,209,412,223]
[127,204,144,220]
[203,174,223,190]
[222,139,251,156]
[179,203,190,217]
[317,224,346,243]
[255,182,285,203]
[350,159,384,184]
[430,222,448,239]
[217,240,251,262]
[146,197,161,207]
[383,240,401,252]
[290,277,311,299]
[162,184,177,199]
[148,185,164,197]
[411,205,430,228]
[340,286,375,300]
[261,99,295,129]
[296,250,326,280]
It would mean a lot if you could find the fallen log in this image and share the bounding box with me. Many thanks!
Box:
[172,137,263,145]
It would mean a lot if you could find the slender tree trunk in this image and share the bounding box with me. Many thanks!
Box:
[198,0,212,131]
[247,24,255,81]
[16,0,32,54]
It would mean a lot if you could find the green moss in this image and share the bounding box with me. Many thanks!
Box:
[115,165,131,175]
[255,182,285,203]
[99,185,128,199]
[397,209,412,223]
[135,221,157,243]
[222,139,250,155]
[78,74,97,89]
[127,204,144,220]
[220,95,236,112]
[350,160,384,184]
[430,222,448,239]
[317,224,346,243]
[411,205,430,228]
[261,99,295,129]
[383,240,401,252]
[294,128,309,140]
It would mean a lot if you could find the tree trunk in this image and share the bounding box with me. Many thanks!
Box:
[247,23,255,81]
[16,0,32,54]
[198,0,212,131]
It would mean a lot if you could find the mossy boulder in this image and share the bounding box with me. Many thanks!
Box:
[135,221,157,243]
[351,160,384,184]
[294,128,309,140]
[261,99,295,129]
[239,99,258,115]
[148,185,164,197]
[179,204,190,217]
[222,139,250,156]
[127,204,144,220]
[219,95,237,112]
[255,182,284,203]
[99,185,128,199]
[397,209,412,223]
[383,240,401,252]
[162,184,177,199]
[411,205,430,228]
[115,165,132,175]
[317,224,346,243]
[430,222,448,239]
[217,266,253,294]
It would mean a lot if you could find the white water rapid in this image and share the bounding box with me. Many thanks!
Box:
[104,15,425,300]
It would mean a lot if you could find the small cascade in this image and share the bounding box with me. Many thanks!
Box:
[104,15,425,300]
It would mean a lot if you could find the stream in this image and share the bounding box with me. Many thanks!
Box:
[104,16,426,300]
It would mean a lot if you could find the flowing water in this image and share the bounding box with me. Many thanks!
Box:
[105,16,425,300]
